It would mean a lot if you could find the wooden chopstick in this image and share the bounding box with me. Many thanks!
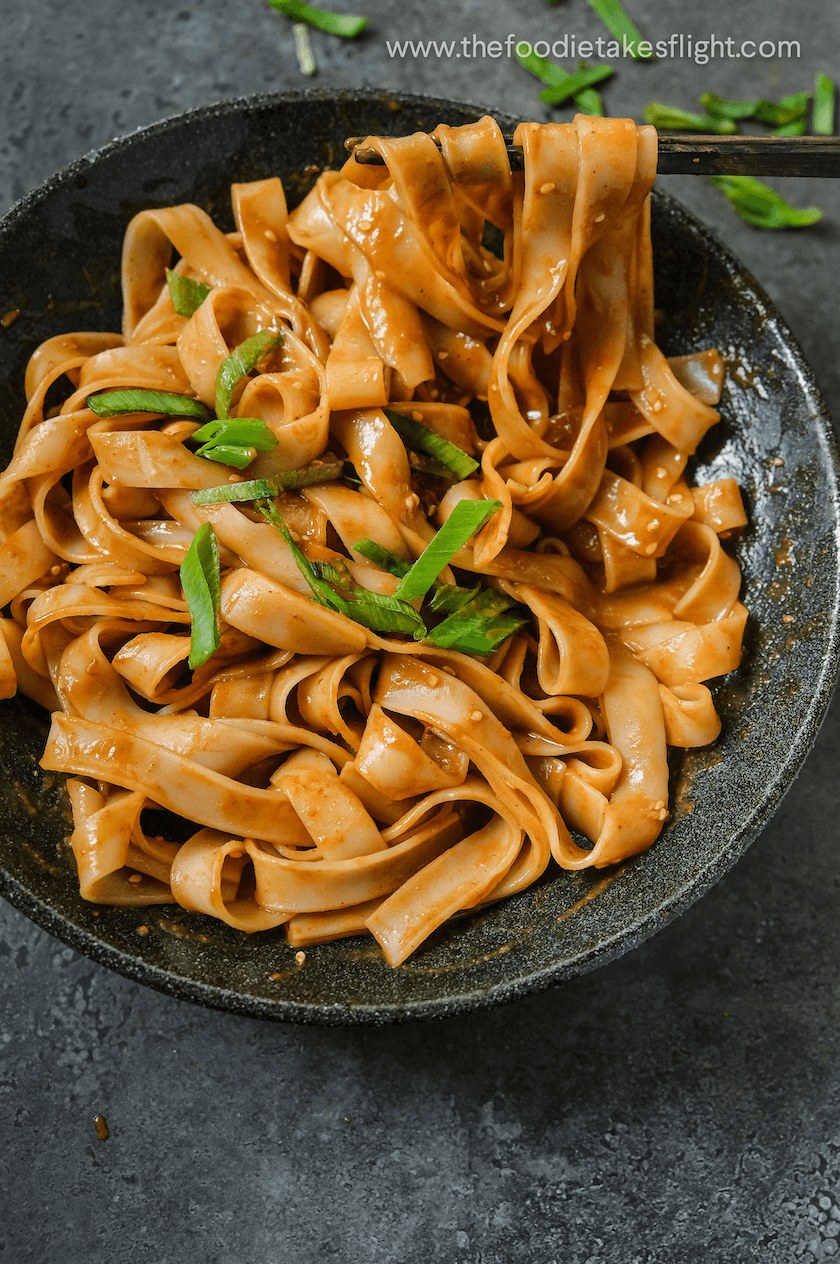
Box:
[345,134,840,178]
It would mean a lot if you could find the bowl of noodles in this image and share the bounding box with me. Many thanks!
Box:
[0,90,837,1025]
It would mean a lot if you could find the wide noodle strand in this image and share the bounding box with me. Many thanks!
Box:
[0,116,748,967]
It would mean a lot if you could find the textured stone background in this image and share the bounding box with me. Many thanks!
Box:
[1,1,840,1260]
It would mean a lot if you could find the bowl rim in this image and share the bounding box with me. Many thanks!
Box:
[1,88,839,1025]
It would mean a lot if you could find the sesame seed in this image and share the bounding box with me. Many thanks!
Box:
[437,351,449,360]
[594,212,606,223]
[540,181,556,195]
[295,951,306,965]
[412,411,424,421]
[136,925,149,936]
[264,229,277,242]
[128,874,142,884]
[644,544,656,555]
[470,710,483,722]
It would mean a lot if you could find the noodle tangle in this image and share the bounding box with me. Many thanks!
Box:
[0,116,748,966]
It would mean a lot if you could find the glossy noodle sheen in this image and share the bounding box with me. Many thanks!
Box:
[0,116,749,967]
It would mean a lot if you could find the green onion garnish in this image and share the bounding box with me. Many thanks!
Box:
[383,408,479,480]
[585,0,652,59]
[573,84,605,118]
[86,389,212,420]
[534,63,614,108]
[351,539,411,579]
[191,456,347,505]
[708,176,823,229]
[180,522,221,669]
[353,539,479,611]
[312,559,426,635]
[268,0,367,38]
[773,119,806,137]
[699,92,808,128]
[698,93,763,121]
[754,94,808,127]
[393,499,502,603]
[256,500,425,636]
[642,104,738,134]
[165,269,211,317]
[215,330,283,420]
[257,497,344,610]
[427,581,482,614]
[352,534,526,654]
[293,22,317,74]
[190,418,278,468]
[426,589,528,655]
[517,51,611,114]
[813,74,835,135]
[408,451,460,481]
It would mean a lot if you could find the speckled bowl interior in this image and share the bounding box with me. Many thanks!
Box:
[0,90,838,1025]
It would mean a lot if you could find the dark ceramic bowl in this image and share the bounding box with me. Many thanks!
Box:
[0,90,838,1025]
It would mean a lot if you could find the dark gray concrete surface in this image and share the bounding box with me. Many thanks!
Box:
[1,1,840,1260]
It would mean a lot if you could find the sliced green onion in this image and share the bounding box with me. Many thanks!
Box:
[192,418,279,450]
[352,538,411,578]
[165,269,211,317]
[268,0,367,38]
[408,452,459,481]
[699,92,808,127]
[393,499,502,603]
[256,500,424,635]
[192,444,257,469]
[754,94,809,126]
[427,581,482,614]
[585,0,653,59]
[813,74,835,135]
[518,51,613,113]
[292,22,316,74]
[573,86,605,117]
[536,63,614,107]
[191,457,347,505]
[354,538,480,613]
[180,523,221,669]
[383,408,478,480]
[312,560,426,635]
[256,497,347,611]
[642,104,738,134]
[191,417,278,468]
[427,590,528,655]
[709,176,823,229]
[86,388,212,419]
[215,330,283,420]
[773,119,806,137]
[351,533,525,651]
[699,93,763,121]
